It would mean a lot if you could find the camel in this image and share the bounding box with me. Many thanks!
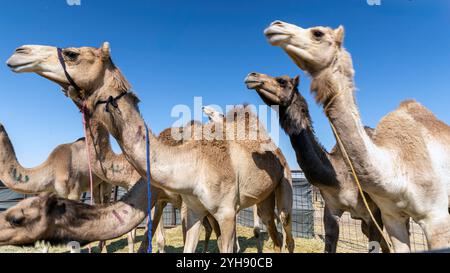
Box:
[0,123,105,200]
[245,72,389,252]
[69,110,215,253]
[264,21,450,252]
[0,122,114,252]
[203,105,265,253]
[5,43,294,253]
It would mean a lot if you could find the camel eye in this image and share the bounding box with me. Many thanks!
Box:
[276,78,287,86]
[64,51,79,61]
[8,216,25,227]
[313,30,325,39]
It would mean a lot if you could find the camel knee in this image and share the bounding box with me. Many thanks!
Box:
[421,215,450,250]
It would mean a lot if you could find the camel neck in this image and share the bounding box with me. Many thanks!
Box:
[279,92,338,187]
[88,84,199,194]
[0,132,53,194]
[313,58,383,182]
[55,179,148,243]
[84,119,140,189]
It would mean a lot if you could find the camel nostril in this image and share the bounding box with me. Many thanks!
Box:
[15,47,30,55]
[271,21,284,26]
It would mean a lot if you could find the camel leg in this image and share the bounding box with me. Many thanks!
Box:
[382,214,411,253]
[257,194,283,253]
[127,229,136,253]
[253,205,263,253]
[215,210,238,253]
[92,182,112,253]
[155,220,166,253]
[137,217,149,253]
[181,202,188,245]
[275,180,295,253]
[420,212,450,251]
[152,202,167,253]
[183,207,205,253]
[362,208,390,253]
[323,205,341,253]
[137,201,166,253]
[206,214,222,251]
[202,217,213,253]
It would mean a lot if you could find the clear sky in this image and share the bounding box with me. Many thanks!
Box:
[0,0,449,170]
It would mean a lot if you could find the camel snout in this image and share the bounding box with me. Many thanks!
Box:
[245,72,261,82]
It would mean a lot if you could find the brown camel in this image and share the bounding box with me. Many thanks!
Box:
[245,72,389,253]
[264,21,450,252]
[5,43,294,253]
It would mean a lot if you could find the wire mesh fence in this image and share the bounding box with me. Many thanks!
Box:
[158,170,428,253]
[0,172,429,253]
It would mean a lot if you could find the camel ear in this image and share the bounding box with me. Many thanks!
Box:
[334,26,345,47]
[292,75,300,88]
[101,42,111,60]
[44,195,66,217]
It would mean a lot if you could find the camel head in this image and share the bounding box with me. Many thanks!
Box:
[245,72,300,107]
[0,193,71,246]
[202,106,224,123]
[264,21,345,75]
[6,42,127,98]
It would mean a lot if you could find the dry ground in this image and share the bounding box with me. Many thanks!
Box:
[0,225,326,253]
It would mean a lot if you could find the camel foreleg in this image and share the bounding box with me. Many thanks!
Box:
[323,205,341,253]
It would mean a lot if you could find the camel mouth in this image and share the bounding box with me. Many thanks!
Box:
[6,61,38,73]
[245,80,263,90]
[244,76,264,90]
[264,27,291,46]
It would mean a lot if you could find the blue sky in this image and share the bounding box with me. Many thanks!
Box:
[0,0,449,170]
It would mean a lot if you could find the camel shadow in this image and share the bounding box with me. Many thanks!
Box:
[163,233,269,253]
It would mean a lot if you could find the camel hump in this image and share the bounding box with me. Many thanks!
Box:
[75,137,86,143]
[225,104,257,123]
[398,99,421,109]
[398,99,450,135]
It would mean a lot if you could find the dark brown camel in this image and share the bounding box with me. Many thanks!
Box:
[245,72,389,253]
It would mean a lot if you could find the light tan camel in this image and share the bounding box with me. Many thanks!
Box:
[245,72,388,252]
[71,112,215,253]
[203,105,264,253]
[5,43,294,253]
[264,21,450,252]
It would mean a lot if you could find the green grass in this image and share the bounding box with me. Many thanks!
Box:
[0,225,326,253]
